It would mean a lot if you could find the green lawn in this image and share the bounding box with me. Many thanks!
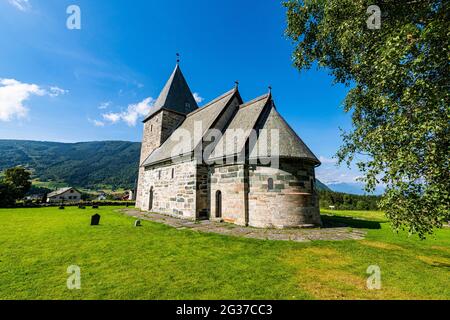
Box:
[0,207,448,300]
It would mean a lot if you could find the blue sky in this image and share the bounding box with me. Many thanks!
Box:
[0,0,362,185]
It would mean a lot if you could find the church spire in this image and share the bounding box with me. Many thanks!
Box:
[143,62,198,122]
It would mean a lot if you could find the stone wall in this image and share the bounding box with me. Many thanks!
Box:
[248,160,321,228]
[136,110,184,208]
[140,161,199,219]
[210,164,247,225]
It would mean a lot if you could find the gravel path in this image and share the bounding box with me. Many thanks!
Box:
[119,209,367,242]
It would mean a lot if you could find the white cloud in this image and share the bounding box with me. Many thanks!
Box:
[193,92,204,104]
[48,86,68,97]
[8,0,31,11]
[88,118,105,127]
[102,112,121,123]
[0,78,43,121]
[319,155,337,164]
[0,78,67,122]
[101,97,154,127]
[316,165,362,185]
[315,156,361,185]
[98,101,111,110]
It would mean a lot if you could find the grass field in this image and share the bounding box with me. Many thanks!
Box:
[0,206,449,300]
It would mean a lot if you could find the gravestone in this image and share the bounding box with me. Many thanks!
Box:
[92,205,99,209]
[134,219,142,227]
[59,206,65,210]
[91,214,100,226]
[78,205,85,209]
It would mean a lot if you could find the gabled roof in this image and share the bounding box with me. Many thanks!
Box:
[207,93,271,161]
[207,93,320,164]
[249,102,320,163]
[143,64,198,122]
[47,187,78,198]
[142,88,240,166]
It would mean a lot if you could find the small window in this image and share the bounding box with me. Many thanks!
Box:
[150,125,153,132]
[171,168,175,179]
[158,170,161,180]
[268,178,274,190]
[70,190,74,193]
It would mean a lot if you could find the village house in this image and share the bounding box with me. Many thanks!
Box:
[136,63,322,228]
[47,187,81,203]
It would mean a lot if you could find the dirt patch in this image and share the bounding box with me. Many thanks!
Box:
[416,255,450,268]
[359,240,404,251]
[430,246,450,254]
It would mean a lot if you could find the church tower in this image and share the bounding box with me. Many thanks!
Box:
[135,63,198,208]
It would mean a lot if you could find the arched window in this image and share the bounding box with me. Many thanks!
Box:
[268,178,274,191]
[215,190,222,218]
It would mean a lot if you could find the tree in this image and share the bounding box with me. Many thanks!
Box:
[4,167,32,199]
[1,167,32,205]
[284,0,449,237]
[0,182,16,207]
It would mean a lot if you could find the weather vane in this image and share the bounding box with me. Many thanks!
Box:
[235,80,239,88]
[176,53,180,64]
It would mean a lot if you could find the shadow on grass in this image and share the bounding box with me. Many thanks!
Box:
[321,214,382,230]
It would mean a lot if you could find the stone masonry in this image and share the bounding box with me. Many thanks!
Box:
[136,110,184,208]
[136,63,323,229]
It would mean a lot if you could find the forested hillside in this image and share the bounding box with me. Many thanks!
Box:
[0,140,140,189]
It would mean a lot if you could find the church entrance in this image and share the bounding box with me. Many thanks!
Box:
[215,190,222,218]
[148,187,153,211]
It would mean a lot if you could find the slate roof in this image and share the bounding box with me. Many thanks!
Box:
[142,88,239,166]
[47,187,77,198]
[143,64,198,122]
[140,64,320,167]
[249,102,320,163]
[207,93,271,161]
[207,93,319,164]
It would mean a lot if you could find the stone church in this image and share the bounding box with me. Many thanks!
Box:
[136,64,322,228]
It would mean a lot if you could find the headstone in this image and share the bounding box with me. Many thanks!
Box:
[126,203,129,207]
[92,205,99,209]
[78,205,85,209]
[59,206,65,210]
[91,214,100,226]
[134,219,142,227]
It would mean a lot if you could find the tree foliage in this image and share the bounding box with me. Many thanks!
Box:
[319,190,380,210]
[0,167,31,207]
[284,0,449,237]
